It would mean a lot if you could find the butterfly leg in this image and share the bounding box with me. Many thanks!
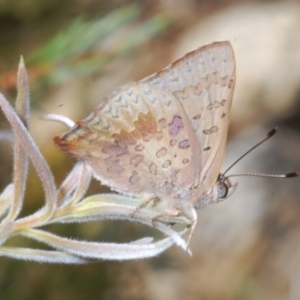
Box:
[186,209,197,247]
[152,207,197,250]
[129,195,160,218]
[151,209,181,227]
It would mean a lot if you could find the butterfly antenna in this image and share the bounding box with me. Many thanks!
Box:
[222,127,299,179]
[227,172,299,179]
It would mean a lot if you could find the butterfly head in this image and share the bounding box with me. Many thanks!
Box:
[213,174,237,203]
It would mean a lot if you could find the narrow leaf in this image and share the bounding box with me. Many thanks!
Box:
[0,246,87,264]
[22,228,177,260]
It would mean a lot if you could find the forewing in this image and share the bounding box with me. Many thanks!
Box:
[141,41,236,190]
[54,82,202,197]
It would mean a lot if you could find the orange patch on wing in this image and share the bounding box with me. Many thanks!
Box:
[111,112,163,146]
[133,112,163,142]
[53,135,76,153]
[53,125,94,155]
[113,130,137,145]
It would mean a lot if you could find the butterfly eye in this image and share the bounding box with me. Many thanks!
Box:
[217,181,229,199]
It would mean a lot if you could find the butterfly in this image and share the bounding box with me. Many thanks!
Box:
[54,41,236,242]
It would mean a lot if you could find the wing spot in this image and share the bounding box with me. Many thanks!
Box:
[174,89,189,100]
[203,146,211,151]
[141,87,156,104]
[220,75,229,86]
[189,83,203,96]
[149,163,158,175]
[107,165,124,173]
[170,139,177,146]
[182,158,189,164]
[102,142,128,156]
[213,101,221,108]
[162,160,172,168]
[135,144,144,151]
[130,154,144,167]
[103,104,112,114]
[115,96,128,108]
[168,115,184,136]
[192,114,201,120]
[129,170,140,184]
[104,156,124,174]
[206,103,214,110]
[156,147,167,158]
[161,91,172,107]
[203,126,219,135]
[113,130,136,145]
[158,118,167,128]
[127,90,140,103]
[211,126,218,133]
[178,139,190,149]
[228,79,234,89]
[206,101,222,110]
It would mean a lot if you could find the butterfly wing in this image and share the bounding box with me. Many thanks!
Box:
[54,41,235,201]
[54,82,202,197]
[141,41,236,191]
